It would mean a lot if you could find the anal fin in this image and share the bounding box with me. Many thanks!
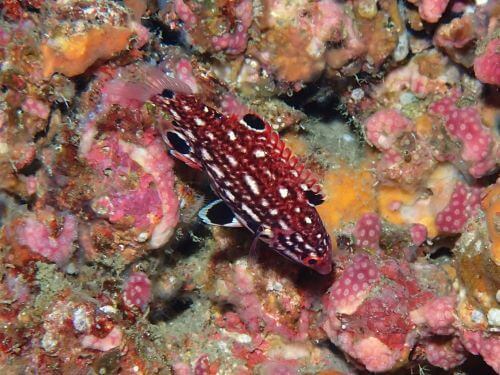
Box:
[198,199,242,227]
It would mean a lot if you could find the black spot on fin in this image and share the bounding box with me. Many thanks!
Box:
[242,113,266,131]
[165,131,202,169]
[166,131,190,155]
[305,189,325,206]
[161,89,175,98]
[198,199,242,227]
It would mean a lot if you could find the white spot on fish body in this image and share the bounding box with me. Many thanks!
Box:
[254,149,266,158]
[241,203,260,222]
[244,175,260,195]
[261,199,269,207]
[170,109,181,120]
[279,220,289,230]
[203,106,209,113]
[200,148,212,161]
[270,209,278,216]
[279,187,289,198]
[304,217,312,224]
[183,105,191,111]
[207,132,215,140]
[294,207,301,213]
[208,164,225,178]
[226,155,238,167]
[194,117,205,126]
[228,131,236,141]
[225,190,236,202]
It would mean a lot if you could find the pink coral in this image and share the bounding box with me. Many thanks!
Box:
[81,327,123,351]
[410,296,456,334]
[212,0,253,55]
[15,212,78,264]
[424,338,467,370]
[474,38,500,86]
[460,330,500,373]
[326,254,379,314]
[430,93,495,178]
[351,337,399,373]
[353,213,381,250]
[123,272,152,311]
[435,182,482,233]
[174,0,197,28]
[174,58,199,93]
[22,97,50,119]
[86,133,179,249]
[410,223,427,246]
[418,0,450,23]
[364,109,413,151]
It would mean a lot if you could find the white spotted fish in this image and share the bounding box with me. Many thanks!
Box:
[151,87,332,274]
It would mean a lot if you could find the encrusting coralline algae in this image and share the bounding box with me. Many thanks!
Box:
[0,0,498,373]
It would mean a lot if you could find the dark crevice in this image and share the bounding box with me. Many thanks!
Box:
[148,295,194,324]
[18,158,42,176]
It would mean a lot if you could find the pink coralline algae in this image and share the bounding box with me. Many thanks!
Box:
[416,0,450,23]
[212,0,253,55]
[474,38,500,86]
[353,213,381,250]
[410,224,427,247]
[364,109,412,151]
[14,212,78,265]
[429,93,496,178]
[326,254,379,315]
[173,0,197,29]
[410,296,457,335]
[81,327,123,352]
[435,182,482,233]
[21,96,50,120]
[460,330,500,373]
[123,272,152,312]
[323,254,453,372]
[423,338,467,370]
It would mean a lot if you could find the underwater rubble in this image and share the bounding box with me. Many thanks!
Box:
[0,0,498,374]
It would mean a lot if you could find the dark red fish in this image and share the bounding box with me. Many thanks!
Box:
[151,87,332,274]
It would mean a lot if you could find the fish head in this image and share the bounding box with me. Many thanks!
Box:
[272,227,333,275]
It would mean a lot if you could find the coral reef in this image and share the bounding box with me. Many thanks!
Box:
[0,0,498,373]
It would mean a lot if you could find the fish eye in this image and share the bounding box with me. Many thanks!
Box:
[161,89,174,98]
[307,258,317,265]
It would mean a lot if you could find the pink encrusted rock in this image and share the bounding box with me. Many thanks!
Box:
[410,223,427,246]
[352,337,399,373]
[212,0,252,55]
[326,254,379,314]
[81,327,123,352]
[175,58,199,93]
[87,134,179,249]
[430,94,495,178]
[123,272,152,311]
[418,0,450,23]
[474,38,500,86]
[22,97,50,120]
[410,296,456,334]
[174,0,197,28]
[353,213,381,250]
[15,213,78,264]
[460,330,500,373]
[435,182,482,234]
[0,27,10,46]
[220,93,250,119]
[194,354,210,375]
[364,109,413,151]
[424,338,467,370]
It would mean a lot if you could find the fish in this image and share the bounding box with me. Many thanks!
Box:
[145,72,332,274]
